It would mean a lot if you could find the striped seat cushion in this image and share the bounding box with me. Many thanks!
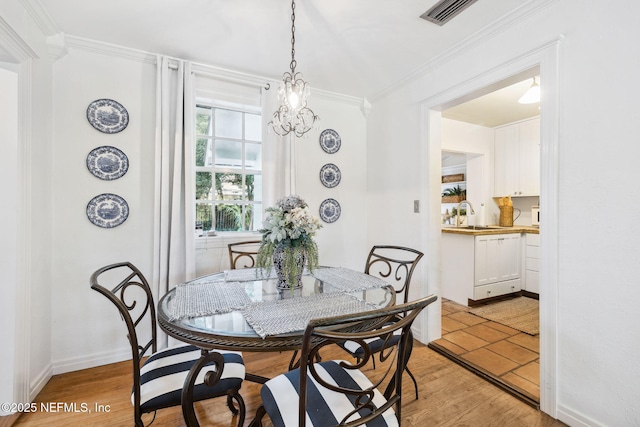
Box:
[339,326,402,357]
[261,360,398,427]
[135,345,245,412]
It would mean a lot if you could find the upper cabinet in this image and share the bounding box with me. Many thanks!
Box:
[494,117,540,197]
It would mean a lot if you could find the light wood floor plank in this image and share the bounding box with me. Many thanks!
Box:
[11,342,565,426]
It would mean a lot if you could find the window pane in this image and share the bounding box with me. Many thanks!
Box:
[215,204,242,231]
[216,172,243,201]
[243,204,259,232]
[245,113,262,141]
[196,172,213,200]
[215,140,242,168]
[215,109,242,139]
[250,203,262,232]
[195,138,213,167]
[245,174,262,202]
[196,108,212,135]
[196,203,212,231]
[245,142,262,170]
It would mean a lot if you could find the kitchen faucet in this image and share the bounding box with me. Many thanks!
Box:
[456,200,475,227]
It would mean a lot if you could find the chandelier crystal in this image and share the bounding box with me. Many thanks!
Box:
[269,0,319,137]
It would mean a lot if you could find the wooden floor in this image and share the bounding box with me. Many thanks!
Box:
[12,343,565,427]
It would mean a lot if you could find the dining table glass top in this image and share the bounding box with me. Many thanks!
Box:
[157,267,395,351]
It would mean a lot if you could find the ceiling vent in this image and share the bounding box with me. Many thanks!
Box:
[420,0,479,26]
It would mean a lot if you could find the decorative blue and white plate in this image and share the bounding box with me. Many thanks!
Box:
[86,99,129,134]
[319,163,341,188]
[86,146,129,180]
[319,198,341,223]
[86,193,129,228]
[319,129,341,154]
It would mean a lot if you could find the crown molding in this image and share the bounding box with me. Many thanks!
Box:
[19,0,59,36]
[64,35,156,64]
[46,33,68,62]
[59,36,363,107]
[370,0,559,103]
[0,16,38,61]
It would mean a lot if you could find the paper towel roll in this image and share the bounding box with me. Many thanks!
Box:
[477,203,486,226]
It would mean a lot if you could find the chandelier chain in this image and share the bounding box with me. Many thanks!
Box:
[290,0,296,73]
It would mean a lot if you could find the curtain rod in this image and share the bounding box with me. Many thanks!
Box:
[163,60,270,90]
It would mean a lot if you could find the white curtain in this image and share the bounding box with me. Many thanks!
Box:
[261,84,296,208]
[152,55,196,347]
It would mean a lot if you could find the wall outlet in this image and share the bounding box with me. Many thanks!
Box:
[414,200,420,213]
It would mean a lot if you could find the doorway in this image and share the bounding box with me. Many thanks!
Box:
[419,39,561,417]
[434,73,542,406]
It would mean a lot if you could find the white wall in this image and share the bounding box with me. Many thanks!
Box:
[441,118,495,224]
[0,66,18,415]
[50,42,368,373]
[0,0,54,406]
[367,1,640,426]
[51,46,157,373]
[295,94,368,270]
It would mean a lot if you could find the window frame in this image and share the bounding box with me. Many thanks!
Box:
[194,100,263,234]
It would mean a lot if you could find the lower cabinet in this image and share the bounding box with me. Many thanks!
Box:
[441,232,522,306]
[473,233,521,301]
[524,233,540,294]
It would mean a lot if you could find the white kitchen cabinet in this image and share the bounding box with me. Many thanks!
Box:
[524,233,540,294]
[494,117,540,197]
[474,233,521,286]
[441,231,521,306]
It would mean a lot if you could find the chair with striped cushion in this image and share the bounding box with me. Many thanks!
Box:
[339,245,425,399]
[90,262,245,427]
[228,240,262,269]
[251,294,438,427]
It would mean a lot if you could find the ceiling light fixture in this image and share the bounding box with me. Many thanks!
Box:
[269,0,319,138]
[518,77,541,104]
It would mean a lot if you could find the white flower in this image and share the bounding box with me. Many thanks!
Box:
[259,196,322,243]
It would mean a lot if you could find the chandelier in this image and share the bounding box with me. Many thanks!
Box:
[269,0,319,137]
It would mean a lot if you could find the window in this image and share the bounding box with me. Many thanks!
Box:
[195,104,262,233]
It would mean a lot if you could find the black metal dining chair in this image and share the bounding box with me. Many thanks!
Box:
[228,240,262,269]
[251,294,438,427]
[90,262,246,427]
[338,245,425,399]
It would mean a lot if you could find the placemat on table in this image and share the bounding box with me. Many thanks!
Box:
[170,281,251,321]
[224,268,276,282]
[223,267,312,282]
[311,267,389,292]
[241,293,380,339]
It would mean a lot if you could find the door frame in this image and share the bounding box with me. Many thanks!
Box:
[418,37,561,417]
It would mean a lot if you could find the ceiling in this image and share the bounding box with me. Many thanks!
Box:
[36,0,531,100]
[443,74,541,128]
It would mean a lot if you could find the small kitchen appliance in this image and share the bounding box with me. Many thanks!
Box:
[531,206,540,226]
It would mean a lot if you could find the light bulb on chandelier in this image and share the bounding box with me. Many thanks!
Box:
[269,0,319,138]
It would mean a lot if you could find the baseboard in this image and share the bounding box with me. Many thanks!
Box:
[52,349,130,375]
[556,404,606,427]
[468,291,522,307]
[29,363,52,402]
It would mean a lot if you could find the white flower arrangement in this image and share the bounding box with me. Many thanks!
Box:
[256,195,322,285]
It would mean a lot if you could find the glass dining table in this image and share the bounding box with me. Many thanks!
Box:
[157,266,395,382]
[157,267,396,425]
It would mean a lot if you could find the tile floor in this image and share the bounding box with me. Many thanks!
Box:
[429,298,540,405]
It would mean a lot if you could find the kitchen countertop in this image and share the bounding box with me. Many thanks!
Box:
[441,225,539,235]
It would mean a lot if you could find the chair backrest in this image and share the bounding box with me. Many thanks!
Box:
[90,262,156,416]
[364,245,424,304]
[298,294,437,427]
[228,240,262,269]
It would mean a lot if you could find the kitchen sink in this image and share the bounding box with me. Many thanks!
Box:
[450,226,496,230]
